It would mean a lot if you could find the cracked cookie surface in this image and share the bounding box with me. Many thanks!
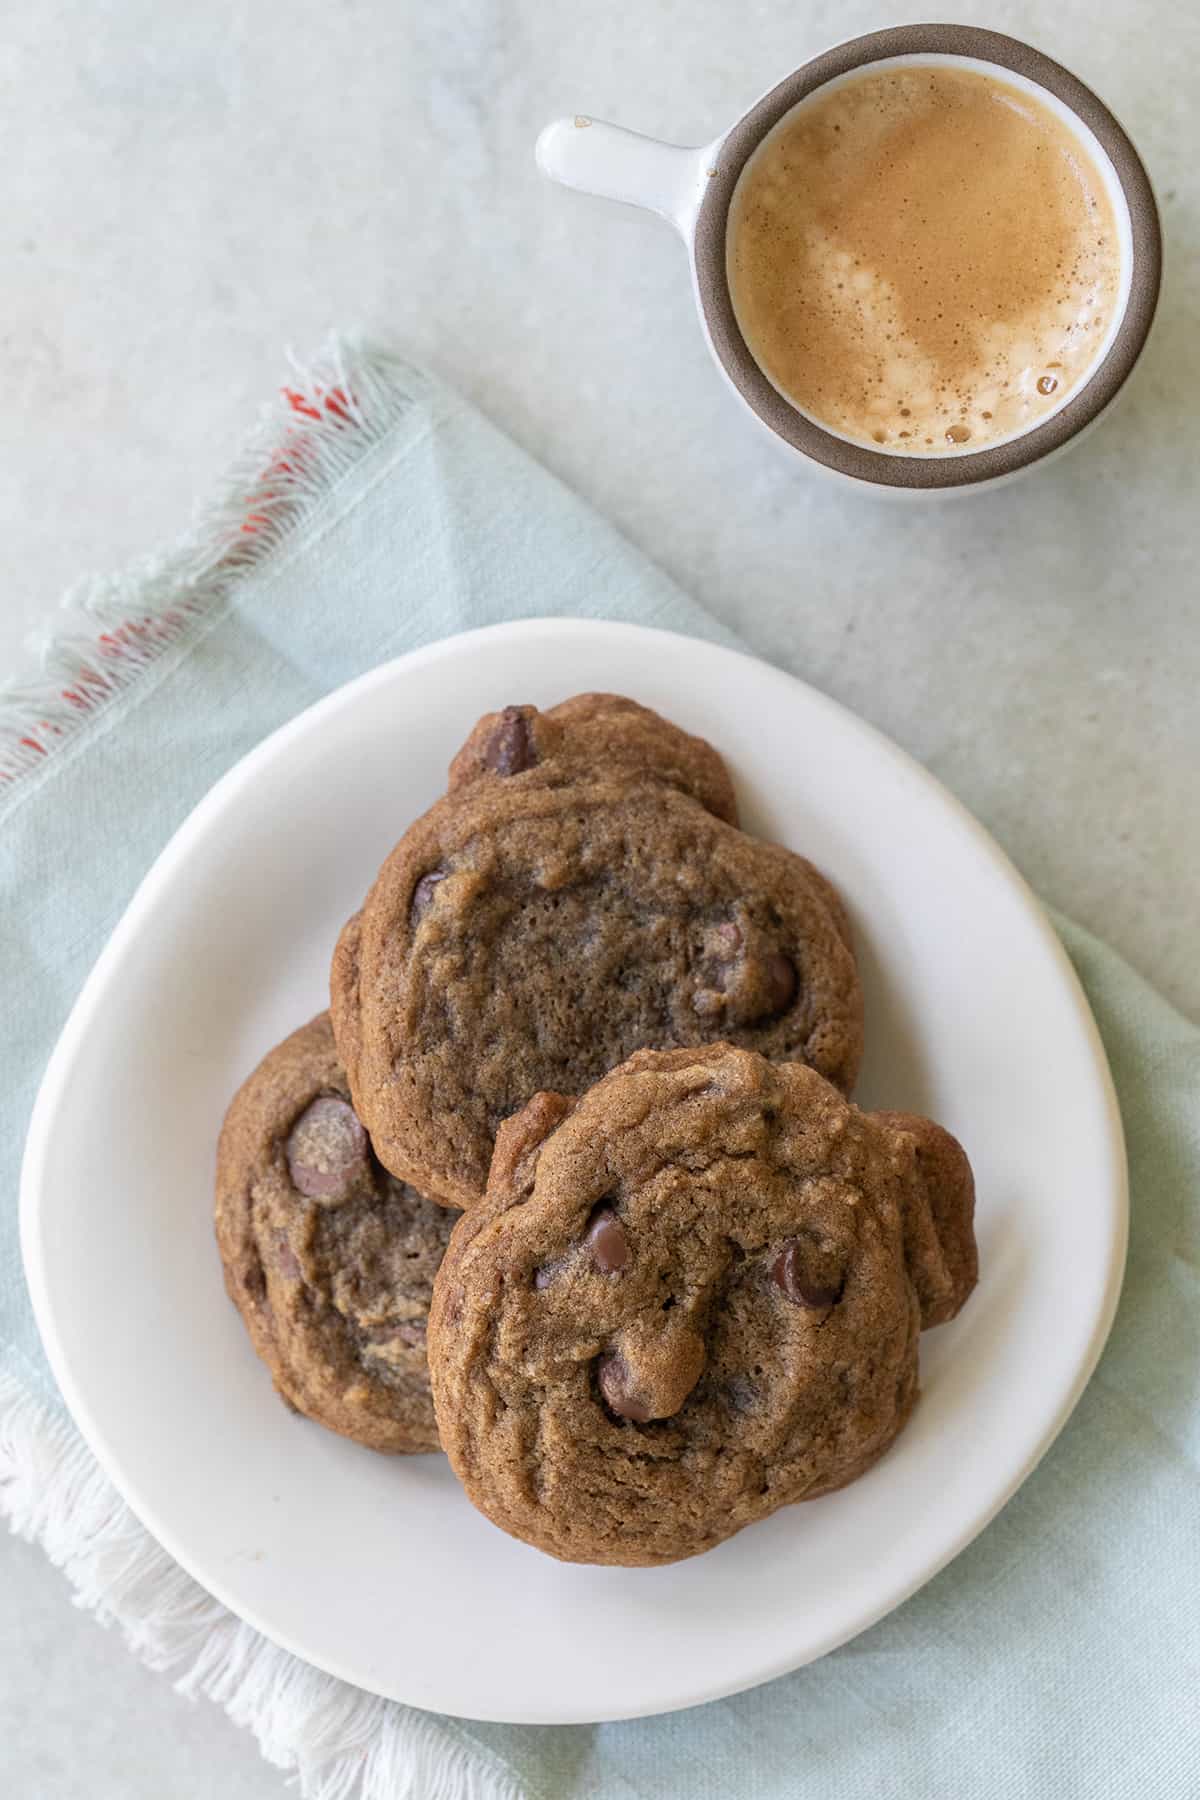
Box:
[330,693,862,1209]
[215,1013,458,1453]
[428,1044,976,1564]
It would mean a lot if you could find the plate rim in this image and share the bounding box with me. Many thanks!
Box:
[20,616,1129,1723]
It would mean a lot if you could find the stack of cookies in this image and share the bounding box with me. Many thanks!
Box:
[216,694,977,1566]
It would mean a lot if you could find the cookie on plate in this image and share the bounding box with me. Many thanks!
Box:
[215,1013,458,1453]
[427,1044,976,1564]
[330,694,862,1209]
[446,692,740,824]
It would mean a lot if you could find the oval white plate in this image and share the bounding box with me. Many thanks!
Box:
[22,620,1126,1725]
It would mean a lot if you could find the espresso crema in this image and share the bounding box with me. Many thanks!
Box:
[728,65,1122,453]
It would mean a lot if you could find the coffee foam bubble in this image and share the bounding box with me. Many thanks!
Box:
[728,66,1121,453]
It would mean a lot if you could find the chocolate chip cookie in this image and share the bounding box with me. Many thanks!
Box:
[331,694,862,1209]
[427,1044,976,1564]
[215,1013,458,1453]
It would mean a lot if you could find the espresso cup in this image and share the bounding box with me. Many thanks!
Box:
[536,25,1161,495]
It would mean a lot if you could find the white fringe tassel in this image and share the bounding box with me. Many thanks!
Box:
[0,337,427,789]
[0,1365,524,1800]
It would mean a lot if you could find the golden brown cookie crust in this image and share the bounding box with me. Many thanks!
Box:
[428,1044,976,1565]
[215,1013,457,1453]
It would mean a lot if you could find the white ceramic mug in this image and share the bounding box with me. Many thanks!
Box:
[537,25,1160,495]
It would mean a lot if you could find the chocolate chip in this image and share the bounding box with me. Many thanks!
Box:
[597,1323,705,1422]
[586,1206,629,1273]
[285,1096,371,1203]
[483,707,537,776]
[770,1239,841,1309]
[761,951,797,1016]
[410,870,446,925]
[694,921,797,1024]
[597,1352,653,1422]
[242,1261,267,1302]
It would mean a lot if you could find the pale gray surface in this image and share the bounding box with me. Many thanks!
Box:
[1,0,1196,1795]
[1,1533,277,1798]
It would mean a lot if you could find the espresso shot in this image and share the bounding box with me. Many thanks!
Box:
[727,64,1122,454]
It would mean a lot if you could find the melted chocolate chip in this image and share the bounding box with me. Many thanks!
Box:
[694,920,798,1024]
[483,707,537,776]
[597,1324,705,1422]
[597,1352,653,1422]
[410,870,446,925]
[760,951,797,1016]
[586,1206,629,1273]
[770,1239,842,1309]
[285,1096,371,1203]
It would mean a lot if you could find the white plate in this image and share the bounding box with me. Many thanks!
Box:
[21,620,1126,1725]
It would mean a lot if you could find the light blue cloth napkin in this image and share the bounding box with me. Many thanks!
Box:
[2,344,1196,1800]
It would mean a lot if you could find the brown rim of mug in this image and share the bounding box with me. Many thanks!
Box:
[695,25,1162,489]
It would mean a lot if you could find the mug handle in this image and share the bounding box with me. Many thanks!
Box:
[535,117,715,239]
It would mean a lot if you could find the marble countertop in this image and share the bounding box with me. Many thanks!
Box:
[3,1,1196,1793]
